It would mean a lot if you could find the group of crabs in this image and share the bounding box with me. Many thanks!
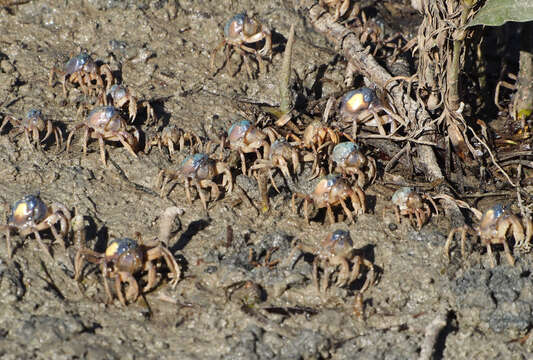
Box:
[1,10,532,307]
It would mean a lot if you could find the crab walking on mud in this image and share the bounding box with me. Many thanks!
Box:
[383,187,439,230]
[248,138,303,192]
[445,204,533,267]
[49,52,113,97]
[0,109,63,151]
[74,207,183,306]
[211,12,272,78]
[1,194,71,259]
[145,124,202,155]
[292,174,365,224]
[100,84,156,124]
[66,106,140,166]
[330,141,376,188]
[225,119,278,175]
[339,87,404,138]
[288,120,341,179]
[157,153,233,210]
[292,229,375,294]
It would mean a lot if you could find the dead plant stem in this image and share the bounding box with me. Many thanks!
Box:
[280,25,295,114]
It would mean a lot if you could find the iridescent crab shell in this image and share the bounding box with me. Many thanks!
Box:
[105,237,139,257]
[479,204,507,230]
[327,229,353,248]
[26,109,42,120]
[87,106,125,131]
[9,194,48,226]
[88,106,120,121]
[340,87,376,114]
[24,109,44,128]
[65,53,94,75]
[180,153,209,176]
[271,138,286,148]
[228,120,251,142]
[108,84,127,100]
[324,174,341,188]
[331,142,358,164]
[313,174,340,197]
[269,139,291,156]
[224,13,246,39]
[391,187,413,207]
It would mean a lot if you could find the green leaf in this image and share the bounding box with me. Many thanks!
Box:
[467,0,533,27]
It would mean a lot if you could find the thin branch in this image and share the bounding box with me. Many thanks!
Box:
[158,206,184,246]
[280,25,295,114]
[419,312,448,360]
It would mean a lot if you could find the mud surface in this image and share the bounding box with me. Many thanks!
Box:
[0,0,531,359]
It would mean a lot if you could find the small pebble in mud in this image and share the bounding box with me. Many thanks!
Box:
[0,60,15,74]
[109,39,128,51]
[205,265,218,274]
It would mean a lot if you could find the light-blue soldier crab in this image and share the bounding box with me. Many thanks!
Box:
[100,84,155,124]
[211,12,272,78]
[330,141,376,188]
[0,109,63,151]
[445,204,533,267]
[75,236,180,306]
[1,194,71,258]
[157,153,233,210]
[291,229,375,294]
[248,138,304,192]
[145,124,202,156]
[66,106,139,166]
[339,87,405,138]
[226,120,278,175]
[49,52,113,97]
[384,187,439,230]
[292,174,365,224]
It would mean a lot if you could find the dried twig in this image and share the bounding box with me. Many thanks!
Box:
[71,208,86,250]
[358,133,437,146]
[225,225,233,247]
[516,165,531,220]
[384,143,408,173]
[158,206,184,246]
[466,123,516,186]
[419,312,448,360]
[0,0,30,6]
[280,24,295,114]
